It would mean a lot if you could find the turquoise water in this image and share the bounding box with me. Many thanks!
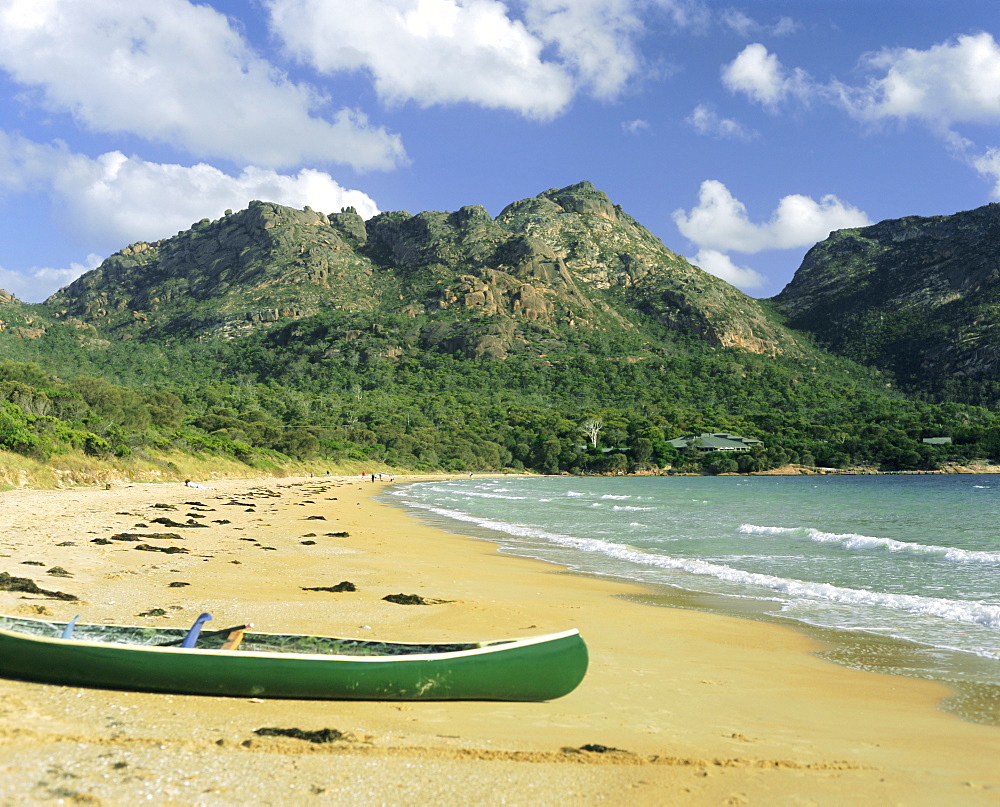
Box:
[388,474,1000,694]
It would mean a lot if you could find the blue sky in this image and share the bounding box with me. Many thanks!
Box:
[1,0,998,303]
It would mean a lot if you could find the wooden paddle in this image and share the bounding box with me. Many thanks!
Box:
[220,625,252,651]
[156,620,253,648]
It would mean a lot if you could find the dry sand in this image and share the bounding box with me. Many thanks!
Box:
[0,475,997,805]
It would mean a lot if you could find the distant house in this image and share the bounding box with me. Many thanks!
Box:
[668,432,763,452]
[921,437,953,445]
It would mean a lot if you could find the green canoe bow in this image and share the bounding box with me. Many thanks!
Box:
[0,616,588,701]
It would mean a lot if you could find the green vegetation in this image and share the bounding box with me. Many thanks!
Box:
[5,185,1000,482]
[3,304,999,479]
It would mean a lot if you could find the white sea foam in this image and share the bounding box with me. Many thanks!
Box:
[601,494,632,500]
[457,491,527,500]
[407,503,1000,631]
[612,505,654,511]
[738,524,1000,564]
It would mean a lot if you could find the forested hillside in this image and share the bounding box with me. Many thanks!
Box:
[3,184,1000,482]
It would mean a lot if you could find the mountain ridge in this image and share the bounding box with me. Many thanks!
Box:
[6,184,1000,478]
[37,181,804,359]
[771,201,1000,402]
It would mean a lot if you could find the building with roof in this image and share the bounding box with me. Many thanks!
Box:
[667,432,763,452]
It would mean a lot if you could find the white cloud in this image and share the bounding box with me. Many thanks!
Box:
[722,43,813,107]
[0,254,102,303]
[0,0,405,170]
[622,118,650,134]
[673,179,871,253]
[654,0,711,31]
[0,134,380,250]
[841,33,1000,129]
[686,104,756,140]
[266,0,705,118]
[720,10,799,38]
[690,248,765,289]
[833,33,1000,196]
[972,148,1000,199]
[520,0,643,100]
[267,0,575,119]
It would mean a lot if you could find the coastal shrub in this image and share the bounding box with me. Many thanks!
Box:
[0,405,41,456]
[82,433,112,457]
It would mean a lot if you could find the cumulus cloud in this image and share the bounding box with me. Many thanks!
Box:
[840,33,1000,129]
[0,134,380,250]
[686,104,756,140]
[690,248,765,289]
[266,0,705,118]
[673,179,871,253]
[267,0,575,119]
[0,0,405,170]
[834,32,1000,193]
[0,254,103,303]
[722,43,814,107]
[520,0,644,101]
[726,35,1000,195]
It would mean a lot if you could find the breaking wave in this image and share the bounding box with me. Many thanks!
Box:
[738,524,1000,565]
[407,503,1000,630]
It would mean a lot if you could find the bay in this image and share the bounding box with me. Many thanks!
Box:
[386,473,1000,724]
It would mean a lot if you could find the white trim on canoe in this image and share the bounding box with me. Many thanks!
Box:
[0,621,582,663]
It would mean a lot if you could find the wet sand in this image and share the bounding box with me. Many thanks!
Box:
[0,475,997,805]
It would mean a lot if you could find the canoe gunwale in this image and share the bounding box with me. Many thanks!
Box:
[0,619,581,663]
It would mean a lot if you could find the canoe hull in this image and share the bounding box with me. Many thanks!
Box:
[0,620,588,701]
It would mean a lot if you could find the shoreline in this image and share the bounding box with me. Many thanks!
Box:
[390,474,1000,729]
[1,475,998,804]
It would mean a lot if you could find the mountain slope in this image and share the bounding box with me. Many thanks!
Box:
[5,186,1000,477]
[41,182,804,358]
[771,202,1000,400]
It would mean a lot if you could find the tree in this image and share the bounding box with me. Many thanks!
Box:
[581,418,602,449]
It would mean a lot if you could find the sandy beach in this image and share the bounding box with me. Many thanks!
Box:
[0,475,998,805]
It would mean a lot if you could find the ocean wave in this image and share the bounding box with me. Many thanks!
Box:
[611,505,654,511]
[738,524,1000,564]
[403,483,526,501]
[601,494,632,500]
[406,503,1000,630]
[456,491,527,500]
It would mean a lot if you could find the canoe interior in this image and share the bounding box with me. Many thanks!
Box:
[0,615,489,656]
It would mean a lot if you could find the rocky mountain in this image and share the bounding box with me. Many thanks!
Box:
[40,182,803,359]
[771,202,1000,398]
[0,288,56,341]
[9,184,1000,478]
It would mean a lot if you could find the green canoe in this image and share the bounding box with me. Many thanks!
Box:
[0,615,588,700]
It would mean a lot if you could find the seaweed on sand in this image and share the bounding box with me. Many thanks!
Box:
[382,593,452,605]
[253,727,349,744]
[302,581,357,593]
[0,572,78,601]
